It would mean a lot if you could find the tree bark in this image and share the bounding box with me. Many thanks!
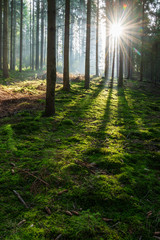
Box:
[111,39,116,82]
[140,1,144,81]
[45,0,56,116]
[63,0,70,91]
[85,0,91,89]
[0,0,2,69]
[40,0,44,70]
[32,0,34,70]
[96,0,99,76]
[36,0,39,70]
[10,0,14,70]
[13,0,16,70]
[30,0,32,69]
[19,0,23,72]
[118,45,123,87]
[3,0,9,78]
[104,0,109,79]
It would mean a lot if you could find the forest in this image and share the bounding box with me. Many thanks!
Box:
[0,0,160,239]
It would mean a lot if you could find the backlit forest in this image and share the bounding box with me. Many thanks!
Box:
[0,0,160,239]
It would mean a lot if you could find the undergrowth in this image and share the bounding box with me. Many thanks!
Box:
[0,74,160,240]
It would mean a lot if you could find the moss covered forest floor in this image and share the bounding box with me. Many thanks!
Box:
[0,71,160,240]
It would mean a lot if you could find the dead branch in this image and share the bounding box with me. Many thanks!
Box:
[13,190,29,209]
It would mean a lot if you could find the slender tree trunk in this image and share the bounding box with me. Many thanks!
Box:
[85,0,91,89]
[36,0,39,70]
[13,0,16,70]
[19,0,23,72]
[127,40,131,79]
[104,1,109,79]
[30,0,32,69]
[41,0,44,70]
[0,0,2,70]
[63,0,70,91]
[69,13,74,72]
[44,16,47,67]
[111,39,116,82]
[140,1,144,81]
[118,0,123,86]
[45,0,56,116]
[96,0,99,76]
[118,45,123,86]
[3,0,9,78]
[10,0,14,70]
[32,0,34,70]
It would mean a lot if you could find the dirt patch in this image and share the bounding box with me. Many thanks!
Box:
[0,73,85,118]
[0,86,46,118]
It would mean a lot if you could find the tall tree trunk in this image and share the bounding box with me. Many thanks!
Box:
[3,0,9,78]
[140,1,144,81]
[63,0,70,91]
[0,0,2,70]
[85,0,91,89]
[96,0,99,76]
[32,0,34,70]
[45,0,56,116]
[118,45,123,86]
[30,0,32,69]
[41,0,44,70]
[111,39,116,82]
[104,0,109,79]
[13,0,16,70]
[19,0,23,72]
[118,0,123,86]
[10,0,13,70]
[127,40,131,79]
[69,13,74,72]
[36,0,39,70]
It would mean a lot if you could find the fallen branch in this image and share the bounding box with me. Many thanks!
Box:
[13,190,29,209]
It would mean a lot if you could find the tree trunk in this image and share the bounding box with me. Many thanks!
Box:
[0,0,2,70]
[111,39,116,82]
[45,0,56,116]
[30,0,32,69]
[13,0,16,70]
[36,0,39,70]
[3,0,9,78]
[19,0,23,72]
[41,0,44,70]
[118,45,123,87]
[127,40,131,79]
[63,0,70,91]
[104,1,109,79]
[32,0,34,70]
[118,0,123,86]
[10,0,14,70]
[85,0,91,89]
[96,0,99,76]
[140,1,144,81]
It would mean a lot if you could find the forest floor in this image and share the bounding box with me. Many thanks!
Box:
[0,71,160,240]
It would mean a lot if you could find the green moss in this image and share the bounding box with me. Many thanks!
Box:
[0,75,160,240]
